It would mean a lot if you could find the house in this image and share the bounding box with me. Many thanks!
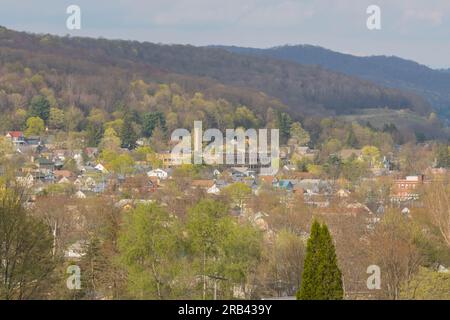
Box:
[391,175,427,202]
[73,178,83,190]
[54,160,64,170]
[293,147,318,161]
[95,163,109,173]
[81,165,97,174]
[296,146,311,155]
[58,177,71,184]
[207,184,221,195]
[54,170,74,180]
[259,176,277,185]
[83,177,96,190]
[36,157,55,171]
[438,265,449,273]
[75,191,87,199]
[148,176,160,188]
[230,167,253,178]
[336,189,351,198]
[92,182,107,194]
[25,136,41,146]
[73,152,84,168]
[53,149,68,161]
[31,171,53,183]
[191,180,215,190]
[114,199,155,211]
[5,131,25,145]
[64,240,88,260]
[85,147,99,158]
[345,202,373,217]
[401,207,411,215]
[426,167,448,176]
[114,199,135,211]
[376,205,385,215]
[296,179,332,195]
[156,152,191,168]
[283,164,297,171]
[275,180,294,192]
[147,168,168,180]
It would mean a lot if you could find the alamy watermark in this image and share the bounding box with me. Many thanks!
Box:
[171,121,280,175]
[66,5,81,30]
[66,265,81,290]
[367,5,381,30]
[367,265,381,290]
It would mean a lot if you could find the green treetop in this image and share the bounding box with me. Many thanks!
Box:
[297,220,343,300]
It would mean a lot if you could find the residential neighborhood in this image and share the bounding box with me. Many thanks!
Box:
[1,5,450,303]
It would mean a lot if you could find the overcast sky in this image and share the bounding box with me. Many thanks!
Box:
[1,0,449,68]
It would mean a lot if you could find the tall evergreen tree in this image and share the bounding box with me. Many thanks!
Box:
[86,122,104,147]
[297,220,343,300]
[142,112,166,138]
[297,220,322,299]
[276,111,292,144]
[345,126,358,148]
[317,223,344,300]
[29,95,51,122]
[120,116,137,150]
[435,144,450,168]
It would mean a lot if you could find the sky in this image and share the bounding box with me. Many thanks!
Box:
[1,0,449,68]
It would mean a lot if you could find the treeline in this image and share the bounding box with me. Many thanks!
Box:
[219,44,450,118]
[0,26,433,118]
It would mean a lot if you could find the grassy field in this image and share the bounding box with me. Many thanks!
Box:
[339,108,448,140]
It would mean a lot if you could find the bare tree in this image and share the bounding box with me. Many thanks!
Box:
[368,210,422,299]
[423,181,450,248]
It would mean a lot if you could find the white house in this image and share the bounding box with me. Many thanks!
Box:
[73,152,83,168]
[64,240,88,259]
[147,169,168,180]
[75,191,87,199]
[6,131,25,145]
[207,184,221,195]
[95,163,109,173]
[84,177,96,189]
[402,207,411,215]
[58,177,71,184]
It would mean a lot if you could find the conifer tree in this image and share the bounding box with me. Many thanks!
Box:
[297,220,343,300]
[345,126,358,148]
[120,116,137,150]
[297,220,322,299]
[317,223,344,300]
[29,95,51,122]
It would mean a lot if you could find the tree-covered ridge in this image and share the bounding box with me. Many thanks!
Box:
[0,26,432,119]
[218,44,450,120]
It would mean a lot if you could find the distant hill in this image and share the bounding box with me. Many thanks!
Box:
[0,27,432,119]
[215,45,450,120]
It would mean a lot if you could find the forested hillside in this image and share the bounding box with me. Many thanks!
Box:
[0,26,432,121]
[218,45,450,119]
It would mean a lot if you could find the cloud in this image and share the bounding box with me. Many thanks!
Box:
[0,0,449,67]
[403,9,444,26]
